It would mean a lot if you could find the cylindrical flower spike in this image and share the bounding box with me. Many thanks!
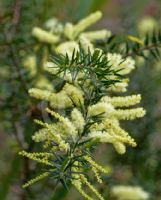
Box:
[55,41,79,57]
[32,27,60,44]
[79,35,94,54]
[29,88,51,100]
[111,185,149,200]
[88,102,115,117]
[64,11,102,40]
[101,94,141,107]
[113,142,126,154]
[84,156,108,173]
[113,108,146,120]
[80,30,111,41]
[73,11,102,39]
[71,108,85,133]
[22,172,50,188]
[34,119,70,152]
[19,150,53,166]
[80,175,105,200]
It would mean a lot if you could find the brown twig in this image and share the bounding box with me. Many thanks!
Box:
[11,120,25,148]
[124,42,161,58]
[4,0,29,94]
[12,0,21,25]
[3,1,31,200]
[9,45,29,93]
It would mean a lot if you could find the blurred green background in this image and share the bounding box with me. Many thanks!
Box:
[0,0,161,199]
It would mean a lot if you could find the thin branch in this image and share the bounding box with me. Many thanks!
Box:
[3,1,31,200]
[4,0,29,94]
[9,45,29,93]
[124,42,161,58]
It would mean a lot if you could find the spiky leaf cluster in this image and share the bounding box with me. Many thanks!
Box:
[50,48,122,103]
[97,30,161,60]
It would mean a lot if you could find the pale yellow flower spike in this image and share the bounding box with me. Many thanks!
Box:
[80,29,111,41]
[22,172,49,188]
[72,181,94,200]
[89,130,136,154]
[26,152,53,157]
[32,27,60,44]
[64,11,102,40]
[46,108,78,139]
[63,23,74,40]
[80,175,105,200]
[107,53,135,75]
[49,92,73,109]
[113,142,126,154]
[34,119,70,152]
[92,166,103,183]
[29,87,74,109]
[47,125,70,151]
[101,94,141,108]
[55,41,79,57]
[22,55,37,77]
[84,156,108,174]
[71,108,85,133]
[32,127,49,142]
[71,161,94,200]
[29,88,51,101]
[19,150,53,166]
[79,35,94,53]
[108,81,128,93]
[45,108,63,120]
[88,102,114,117]
[111,185,149,200]
[103,119,137,147]
[108,128,136,148]
[73,11,102,39]
[62,83,84,107]
[113,108,146,120]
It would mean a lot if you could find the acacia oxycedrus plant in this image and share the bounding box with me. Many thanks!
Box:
[19,11,147,200]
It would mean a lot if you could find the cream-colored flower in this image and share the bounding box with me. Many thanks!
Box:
[113,107,146,120]
[111,185,149,200]
[49,91,73,109]
[22,172,50,188]
[46,108,78,139]
[32,27,60,44]
[108,80,129,93]
[64,11,102,40]
[107,53,135,75]
[80,29,111,41]
[88,102,114,117]
[22,54,37,77]
[113,142,126,154]
[45,17,63,34]
[137,16,157,35]
[71,108,85,133]
[79,35,94,53]
[55,41,79,57]
[29,88,51,100]
[101,94,141,108]
[62,83,84,107]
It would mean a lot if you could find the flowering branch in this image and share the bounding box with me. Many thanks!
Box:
[18,11,146,200]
